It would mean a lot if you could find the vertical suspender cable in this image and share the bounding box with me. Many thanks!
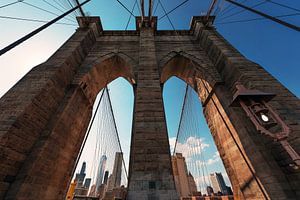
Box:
[173,84,189,155]
[67,88,105,197]
[106,87,129,180]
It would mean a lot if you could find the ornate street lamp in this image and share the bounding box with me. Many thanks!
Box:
[231,82,300,169]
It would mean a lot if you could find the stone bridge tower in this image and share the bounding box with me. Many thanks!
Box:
[0,15,300,200]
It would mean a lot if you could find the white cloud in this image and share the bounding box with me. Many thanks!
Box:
[206,151,221,165]
[169,136,209,159]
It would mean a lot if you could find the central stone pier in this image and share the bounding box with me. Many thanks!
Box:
[127,17,179,200]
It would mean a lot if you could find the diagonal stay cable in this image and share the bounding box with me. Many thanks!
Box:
[216,12,300,25]
[42,0,66,14]
[159,0,189,20]
[53,0,76,18]
[0,0,91,56]
[218,0,268,22]
[21,1,76,23]
[0,15,77,26]
[116,0,135,17]
[53,0,68,10]
[66,0,80,16]
[64,0,79,18]
[224,0,300,32]
[42,0,77,21]
[266,0,300,13]
[212,0,222,17]
[125,0,137,30]
[153,0,160,16]
[135,0,142,16]
[158,0,176,31]
[0,0,24,9]
[72,0,86,16]
[152,0,156,16]
[218,0,248,17]
[217,0,233,16]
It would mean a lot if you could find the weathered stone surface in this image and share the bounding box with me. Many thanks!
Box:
[127,21,178,199]
[0,15,299,200]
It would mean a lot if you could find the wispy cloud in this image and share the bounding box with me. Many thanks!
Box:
[207,151,220,165]
[169,136,209,159]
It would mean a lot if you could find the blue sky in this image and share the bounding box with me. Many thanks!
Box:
[0,0,299,192]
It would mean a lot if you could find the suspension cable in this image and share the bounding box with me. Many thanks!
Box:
[73,0,85,16]
[0,0,24,9]
[173,84,189,155]
[0,0,91,57]
[0,15,77,26]
[158,0,176,31]
[21,1,76,23]
[67,0,80,16]
[53,0,72,15]
[53,0,67,9]
[125,0,137,30]
[218,0,267,22]
[224,0,300,32]
[216,13,300,25]
[69,89,105,188]
[218,0,248,17]
[106,86,129,180]
[116,0,135,17]
[159,0,190,20]
[153,0,160,16]
[42,0,67,14]
[266,0,300,13]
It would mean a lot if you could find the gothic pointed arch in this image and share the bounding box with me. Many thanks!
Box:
[74,52,137,103]
[160,52,223,104]
[0,49,137,199]
[159,53,266,199]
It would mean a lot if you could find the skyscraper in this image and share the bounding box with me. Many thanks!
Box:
[171,153,197,198]
[74,162,91,197]
[95,155,107,192]
[75,162,86,187]
[209,172,228,195]
[84,178,91,190]
[107,152,123,190]
[187,172,197,195]
[103,170,109,185]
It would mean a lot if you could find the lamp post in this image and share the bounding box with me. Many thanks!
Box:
[231,82,300,169]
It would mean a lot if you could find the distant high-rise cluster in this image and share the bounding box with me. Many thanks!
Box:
[67,152,126,200]
[67,153,233,200]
